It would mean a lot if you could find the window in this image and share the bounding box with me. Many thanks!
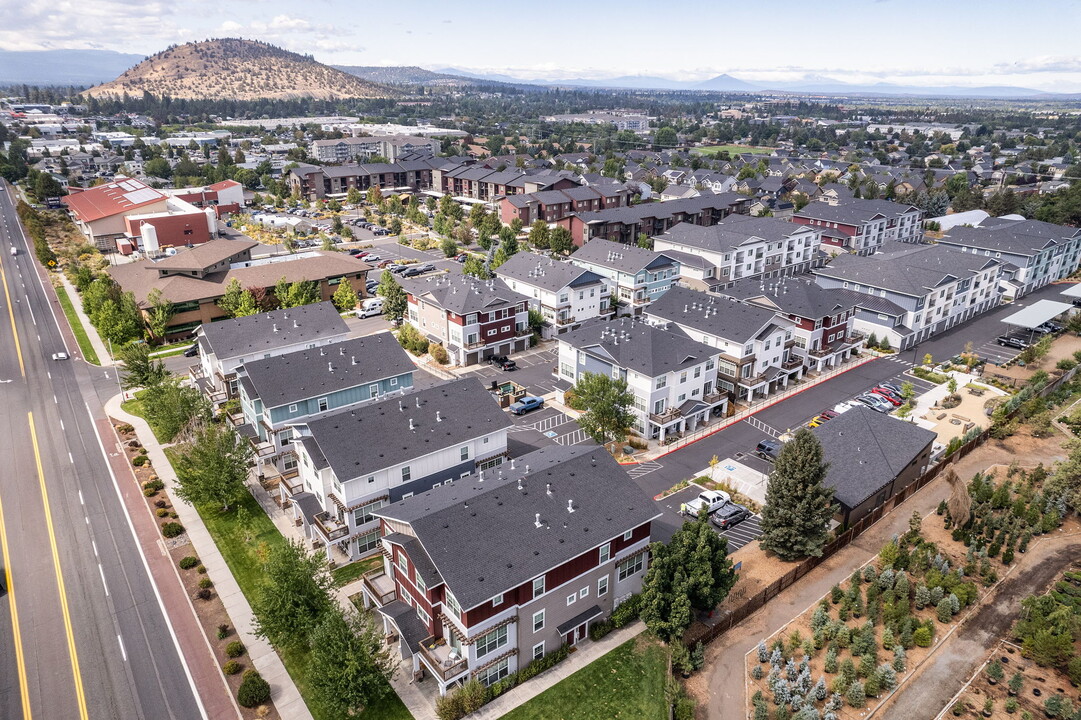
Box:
[353,498,386,526]
[532,609,545,632]
[390,377,398,386]
[694,366,701,379]
[318,397,329,412]
[532,642,545,661]
[618,554,645,581]
[533,576,545,598]
[655,376,667,390]
[283,453,298,471]
[475,624,508,657]
[397,553,408,575]
[598,575,609,596]
[446,591,462,616]
[599,543,611,563]
[415,571,427,594]
[288,404,298,413]
[679,371,687,384]
[487,328,497,337]
[579,586,589,599]
[369,384,379,399]
[460,446,469,462]
[492,593,503,607]
[566,593,576,606]
[401,466,411,483]
[623,529,633,541]
[477,657,510,687]
[367,475,375,484]
[355,530,379,554]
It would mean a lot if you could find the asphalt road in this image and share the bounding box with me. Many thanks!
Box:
[0,184,202,720]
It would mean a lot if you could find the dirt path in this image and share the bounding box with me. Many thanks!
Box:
[875,534,1080,720]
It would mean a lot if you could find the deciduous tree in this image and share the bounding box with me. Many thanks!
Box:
[307,608,395,716]
[572,372,635,446]
[251,539,337,650]
[117,341,168,390]
[173,421,253,511]
[377,270,407,321]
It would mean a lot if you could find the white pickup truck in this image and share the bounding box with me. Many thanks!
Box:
[680,489,732,517]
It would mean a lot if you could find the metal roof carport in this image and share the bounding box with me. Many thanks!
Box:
[1060,284,1081,299]
[1000,299,1074,340]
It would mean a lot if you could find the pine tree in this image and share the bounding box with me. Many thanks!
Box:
[759,429,836,560]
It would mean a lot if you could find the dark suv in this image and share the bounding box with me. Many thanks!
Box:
[710,503,752,531]
[755,439,782,461]
[486,355,517,371]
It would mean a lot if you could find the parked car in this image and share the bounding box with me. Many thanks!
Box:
[400,265,425,277]
[755,439,782,461]
[879,382,904,396]
[414,263,435,274]
[681,490,732,517]
[356,298,384,318]
[870,386,903,405]
[1039,321,1064,334]
[51,352,69,361]
[996,335,1028,349]
[711,502,752,530]
[508,396,545,415]
[183,344,199,358]
[820,409,839,420]
[455,253,469,263]
[363,254,382,263]
[378,260,397,269]
[807,414,831,428]
[486,355,517,371]
[855,394,891,413]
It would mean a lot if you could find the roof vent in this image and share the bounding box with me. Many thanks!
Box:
[293,319,299,328]
[517,477,524,491]
[546,482,552,496]
[436,410,442,422]
[399,400,404,412]
[567,499,575,513]
[534,513,542,528]
[415,396,421,408]
[351,356,357,365]
[273,323,279,333]
[409,418,416,432]
[510,458,515,470]
[479,470,484,482]
[327,361,333,373]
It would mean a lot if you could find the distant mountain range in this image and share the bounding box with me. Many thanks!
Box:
[0,49,146,86]
[1,45,1058,99]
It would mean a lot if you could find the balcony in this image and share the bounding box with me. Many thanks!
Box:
[808,346,833,358]
[418,637,469,681]
[314,511,349,542]
[556,316,577,326]
[703,391,725,404]
[361,569,397,607]
[782,357,803,370]
[516,327,533,337]
[738,373,767,388]
[464,340,486,349]
[649,407,682,425]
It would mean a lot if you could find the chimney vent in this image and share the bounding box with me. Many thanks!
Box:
[398,400,404,412]
[567,499,575,513]
[273,323,279,333]
[415,396,421,408]
[546,482,552,495]
[351,356,357,365]
[328,361,333,373]
[517,477,523,491]
[436,410,442,422]
[409,418,416,431]
[534,513,542,528]
[293,319,299,328]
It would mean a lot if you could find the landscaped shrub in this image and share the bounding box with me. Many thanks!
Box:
[217,624,229,640]
[160,522,185,538]
[143,479,164,492]
[913,625,933,647]
[237,669,271,708]
[195,588,212,601]
[222,660,242,675]
[429,342,450,365]
[156,508,170,517]
[611,594,642,627]
[198,577,213,589]
[845,680,865,708]
[178,556,199,570]
[132,455,147,467]
[225,641,246,658]
[588,620,613,641]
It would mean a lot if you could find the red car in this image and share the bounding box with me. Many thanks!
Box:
[870,387,903,406]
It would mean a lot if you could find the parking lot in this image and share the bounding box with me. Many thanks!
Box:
[653,485,764,550]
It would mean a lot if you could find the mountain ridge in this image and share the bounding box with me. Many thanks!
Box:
[85,39,397,101]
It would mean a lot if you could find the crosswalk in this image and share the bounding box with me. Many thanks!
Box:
[554,428,588,446]
[882,355,911,365]
[627,461,663,479]
[745,415,780,437]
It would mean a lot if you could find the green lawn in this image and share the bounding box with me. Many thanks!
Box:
[161,448,412,720]
[501,637,669,720]
[331,556,382,586]
[691,144,773,156]
[56,284,100,365]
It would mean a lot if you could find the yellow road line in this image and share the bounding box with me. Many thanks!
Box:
[0,486,33,720]
[0,255,25,378]
[28,412,89,720]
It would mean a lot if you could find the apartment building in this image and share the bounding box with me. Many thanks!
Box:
[499,185,631,226]
[813,242,1002,350]
[557,317,726,442]
[361,445,659,696]
[400,274,532,366]
[288,378,511,562]
[716,277,863,373]
[935,217,1081,299]
[193,301,349,401]
[287,160,437,200]
[654,216,821,290]
[311,135,441,163]
[569,239,680,313]
[645,286,798,403]
[561,193,752,247]
[235,333,415,473]
[495,253,612,334]
[792,198,922,255]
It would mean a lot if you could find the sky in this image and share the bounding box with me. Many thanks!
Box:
[2,0,1081,91]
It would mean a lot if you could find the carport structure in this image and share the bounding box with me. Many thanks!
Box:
[1000,299,1074,342]
[1059,284,1081,302]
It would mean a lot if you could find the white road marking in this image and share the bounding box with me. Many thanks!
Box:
[84,515,89,525]
[47,371,50,379]
[24,295,35,325]
[68,451,73,464]
[117,634,127,662]
[78,490,84,505]
[98,563,109,596]
[59,419,64,431]
[92,540,98,557]
[53,394,58,404]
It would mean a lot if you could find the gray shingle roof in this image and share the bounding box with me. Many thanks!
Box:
[375,445,659,609]
[240,333,414,408]
[939,218,1081,257]
[495,253,604,294]
[570,238,678,274]
[300,377,511,482]
[812,406,935,509]
[561,315,718,377]
[815,242,999,297]
[718,277,856,320]
[199,301,349,360]
[795,198,919,224]
[400,274,529,317]
[646,285,787,344]
[659,216,816,253]
[572,192,748,227]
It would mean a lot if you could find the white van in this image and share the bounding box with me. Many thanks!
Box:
[9,247,16,256]
[356,297,384,318]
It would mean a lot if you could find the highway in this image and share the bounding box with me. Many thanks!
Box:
[0,182,204,720]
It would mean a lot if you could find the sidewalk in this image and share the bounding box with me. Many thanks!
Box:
[57,273,113,365]
[106,394,315,720]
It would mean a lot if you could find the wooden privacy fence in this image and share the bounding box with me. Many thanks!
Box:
[685,367,1076,649]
